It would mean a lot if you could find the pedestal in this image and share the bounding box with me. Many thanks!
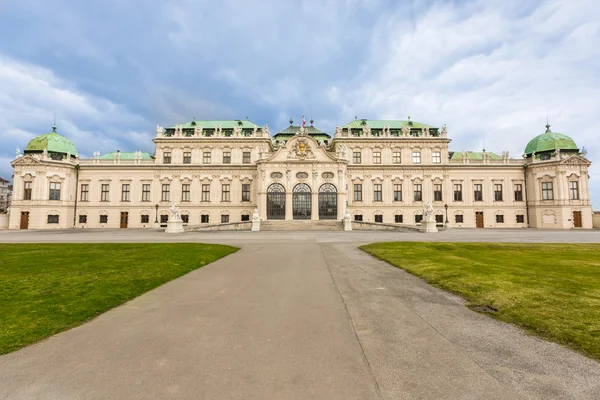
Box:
[252,219,260,232]
[343,218,352,231]
[153,222,160,229]
[419,220,438,233]
[165,219,184,234]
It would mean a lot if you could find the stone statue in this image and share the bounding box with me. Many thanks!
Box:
[233,125,242,136]
[362,125,371,136]
[335,125,342,137]
[263,124,270,136]
[253,125,258,136]
[402,124,410,136]
[441,124,447,137]
[170,203,181,221]
[252,208,260,221]
[216,125,222,136]
[555,148,561,159]
[299,126,305,135]
[423,202,434,222]
[424,126,430,136]
[344,209,351,221]
[156,124,163,137]
[15,148,21,158]
[93,150,100,159]
[194,124,202,137]
[43,149,49,158]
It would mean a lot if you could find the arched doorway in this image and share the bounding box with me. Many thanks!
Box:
[292,183,311,220]
[267,183,286,220]
[318,183,337,220]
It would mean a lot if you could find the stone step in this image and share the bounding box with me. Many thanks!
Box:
[260,220,344,231]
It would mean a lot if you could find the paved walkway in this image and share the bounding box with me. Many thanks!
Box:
[1,229,599,399]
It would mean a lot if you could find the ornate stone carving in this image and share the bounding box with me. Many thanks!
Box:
[270,172,283,179]
[287,138,316,160]
[402,124,410,136]
[322,172,334,179]
[296,172,309,179]
[335,125,342,137]
[156,125,163,137]
[423,202,434,222]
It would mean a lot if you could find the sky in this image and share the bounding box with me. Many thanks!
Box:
[1,0,599,207]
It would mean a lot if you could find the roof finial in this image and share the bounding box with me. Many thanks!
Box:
[310,117,314,125]
[289,117,294,126]
[545,117,551,132]
[52,112,57,132]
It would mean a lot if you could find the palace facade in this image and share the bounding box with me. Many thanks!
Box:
[8,117,594,230]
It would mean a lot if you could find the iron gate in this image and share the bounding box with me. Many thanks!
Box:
[318,183,337,219]
[267,183,286,220]
[292,183,311,220]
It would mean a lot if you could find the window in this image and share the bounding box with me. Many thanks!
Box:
[47,215,59,224]
[570,181,579,200]
[393,184,402,201]
[415,214,423,223]
[141,214,150,223]
[182,184,191,202]
[79,215,87,224]
[354,215,363,221]
[160,215,168,223]
[142,184,151,201]
[353,152,362,164]
[201,184,211,202]
[373,184,382,201]
[453,184,463,201]
[221,184,230,201]
[494,184,503,201]
[101,184,110,201]
[121,184,130,202]
[373,152,381,164]
[375,214,383,223]
[516,214,525,223]
[80,184,89,201]
[434,184,442,202]
[395,215,403,223]
[243,151,251,164]
[221,215,230,223]
[163,151,171,164]
[455,214,464,223]
[161,184,170,202]
[514,184,523,201]
[223,151,231,164]
[353,184,362,201]
[241,214,250,222]
[474,184,483,201]
[242,183,251,201]
[201,214,209,223]
[412,151,421,164]
[181,215,189,223]
[432,151,441,164]
[393,151,401,164]
[414,184,422,202]
[183,151,192,164]
[49,182,61,200]
[435,214,443,223]
[23,181,32,200]
[542,182,554,200]
[100,215,108,224]
[203,151,211,164]
[496,214,504,223]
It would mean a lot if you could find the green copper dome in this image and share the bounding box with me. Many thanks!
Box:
[25,126,77,156]
[524,124,578,156]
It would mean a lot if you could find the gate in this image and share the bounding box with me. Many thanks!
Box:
[293,183,311,220]
[318,183,337,220]
[267,183,286,220]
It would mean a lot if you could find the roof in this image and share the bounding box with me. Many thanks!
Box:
[450,151,502,161]
[24,126,77,155]
[342,119,436,129]
[167,118,260,130]
[0,177,9,183]
[273,125,331,140]
[99,151,154,160]
[524,124,578,155]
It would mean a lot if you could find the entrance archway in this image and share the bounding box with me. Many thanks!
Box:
[292,183,311,220]
[267,183,286,220]
[318,183,337,220]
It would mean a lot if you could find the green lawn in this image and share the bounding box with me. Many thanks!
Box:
[0,243,237,354]
[360,242,600,360]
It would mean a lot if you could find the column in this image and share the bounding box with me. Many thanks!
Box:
[312,191,319,220]
[285,192,293,220]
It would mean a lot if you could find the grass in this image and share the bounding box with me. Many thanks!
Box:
[360,242,600,360]
[0,243,237,354]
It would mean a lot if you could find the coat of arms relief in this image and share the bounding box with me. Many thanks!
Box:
[288,138,316,160]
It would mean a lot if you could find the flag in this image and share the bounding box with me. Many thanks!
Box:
[302,115,306,127]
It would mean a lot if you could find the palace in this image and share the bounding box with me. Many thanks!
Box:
[8,117,594,230]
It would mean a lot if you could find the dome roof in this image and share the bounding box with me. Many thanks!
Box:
[25,126,77,155]
[524,124,578,156]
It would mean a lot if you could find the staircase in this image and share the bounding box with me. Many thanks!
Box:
[260,220,344,231]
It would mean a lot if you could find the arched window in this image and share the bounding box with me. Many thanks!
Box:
[267,183,286,220]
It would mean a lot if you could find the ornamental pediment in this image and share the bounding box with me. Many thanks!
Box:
[12,155,42,166]
[560,154,590,165]
[264,135,340,164]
